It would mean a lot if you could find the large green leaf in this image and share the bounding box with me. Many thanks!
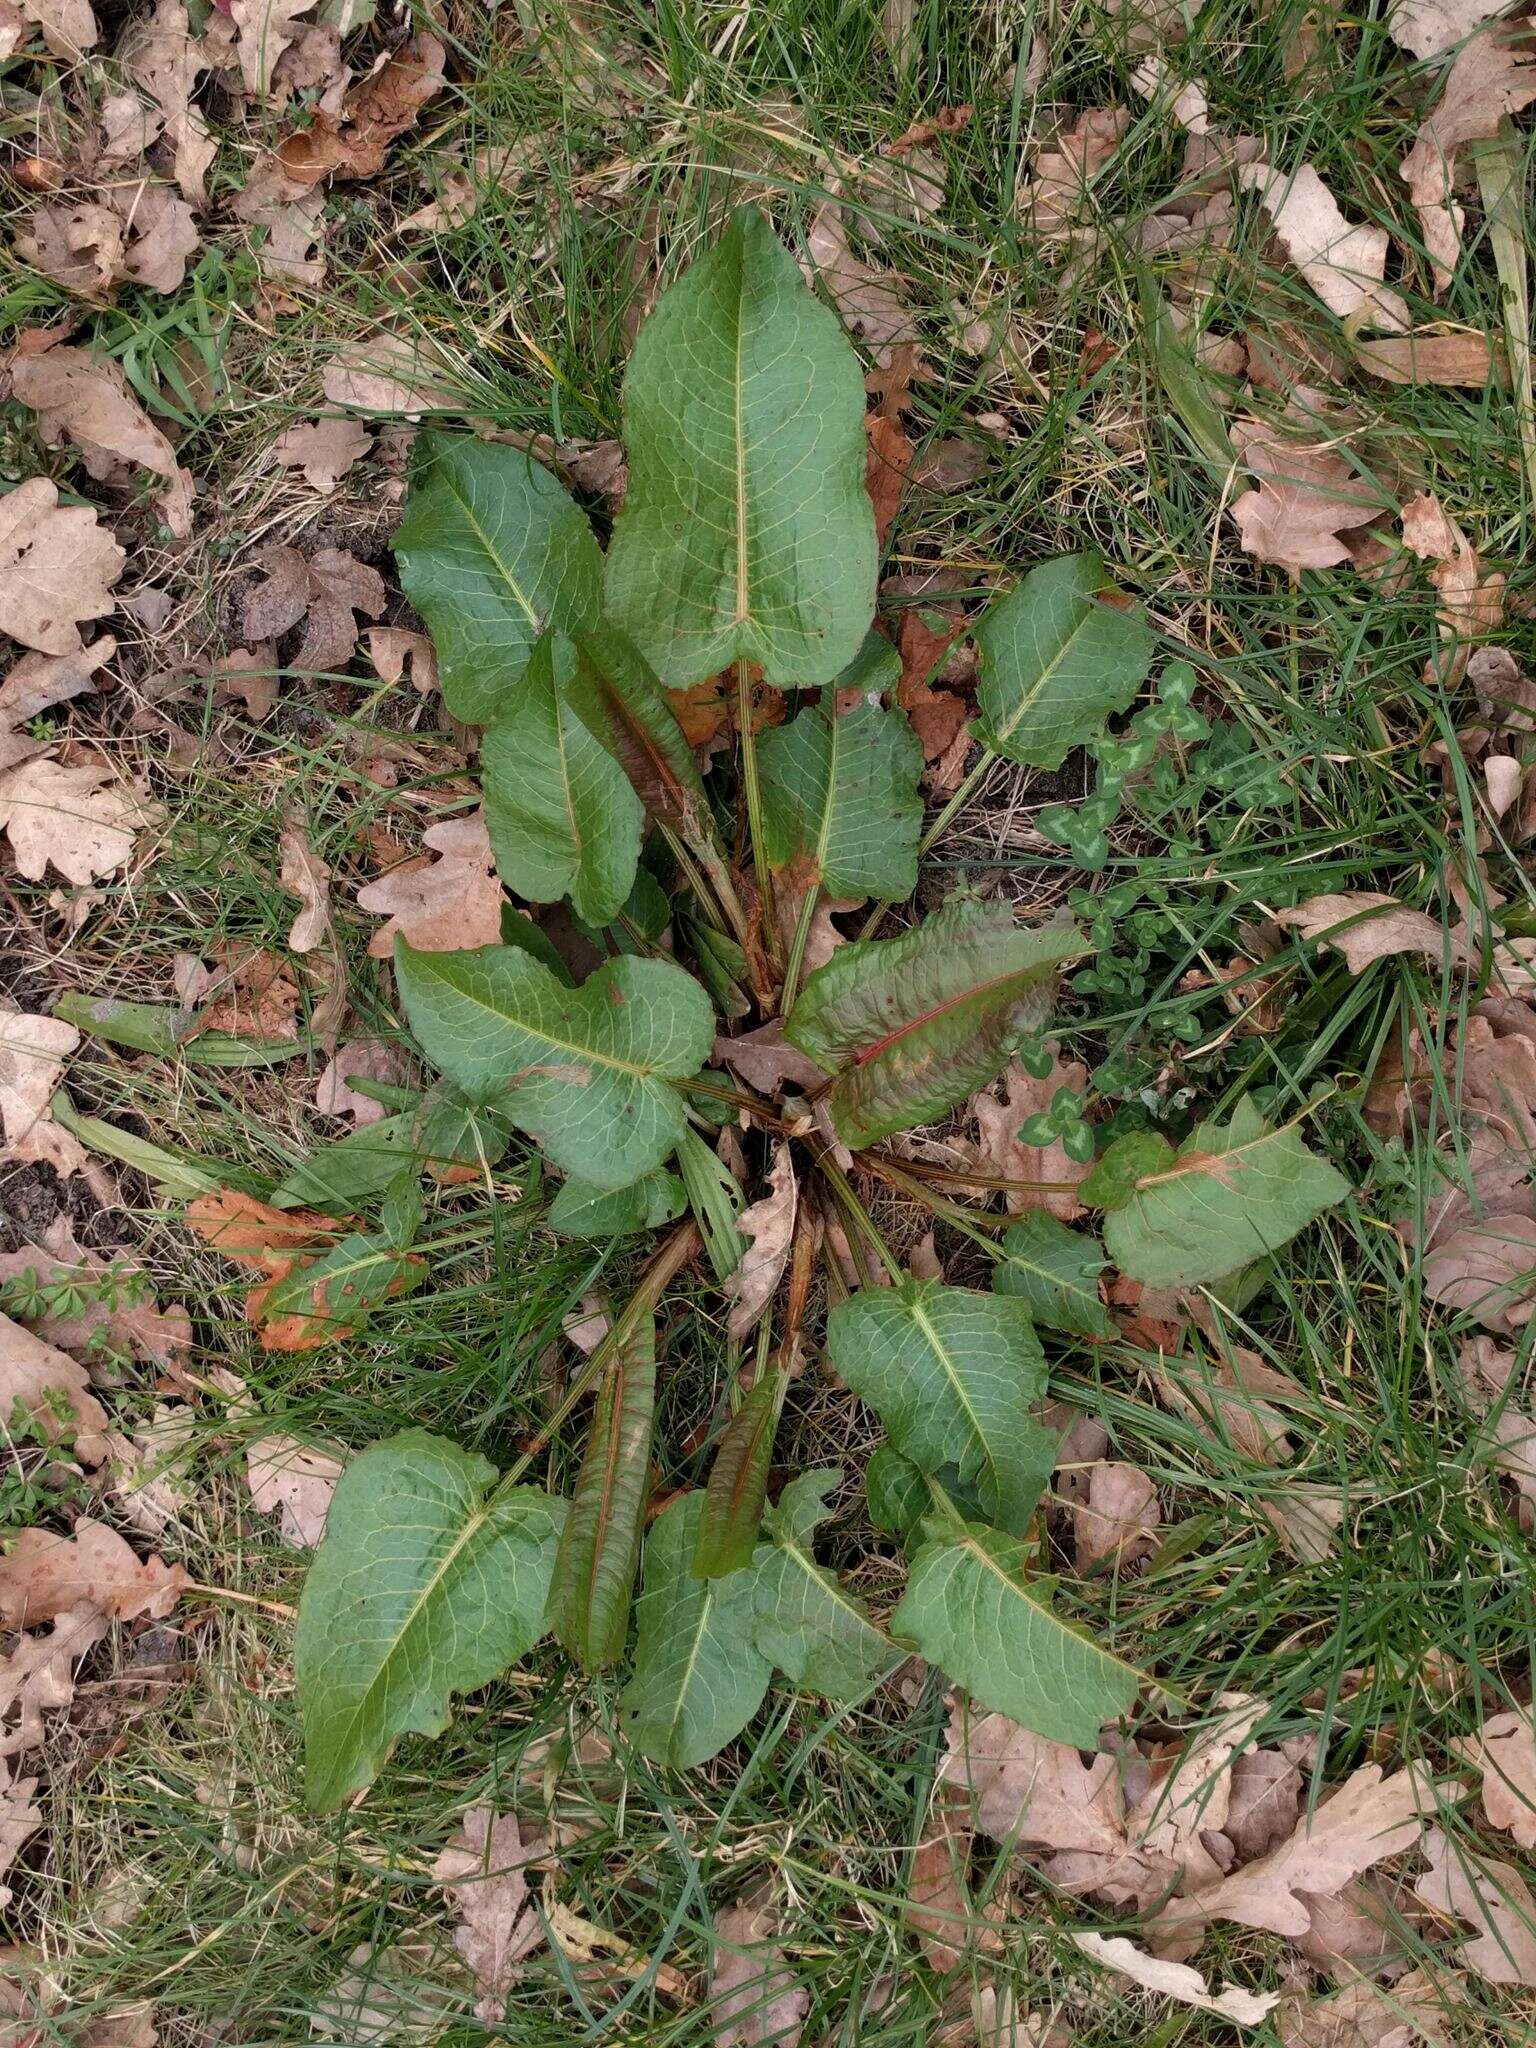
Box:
[827,1279,1055,1535]
[396,943,715,1191]
[695,1369,784,1579]
[549,1310,656,1671]
[993,1213,1115,1339]
[758,700,922,901]
[972,555,1156,770]
[547,1167,685,1238]
[297,1431,563,1810]
[481,632,643,927]
[392,435,604,723]
[604,207,876,688]
[1097,1096,1350,1287]
[619,1491,771,1766]
[784,899,1087,1148]
[891,1516,1139,1747]
[747,1470,900,1698]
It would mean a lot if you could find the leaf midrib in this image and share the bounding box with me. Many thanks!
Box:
[438,471,543,633]
[412,956,662,1087]
[984,591,1096,750]
[907,1291,994,1473]
[951,1526,1139,1688]
[846,947,1081,1070]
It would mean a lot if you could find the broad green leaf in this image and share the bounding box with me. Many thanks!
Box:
[785,899,1087,1148]
[827,1279,1055,1535]
[573,623,708,836]
[748,1470,900,1698]
[411,1082,513,1171]
[835,628,902,697]
[548,1167,684,1237]
[866,1444,930,1539]
[891,1516,1139,1747]
[605,207,876,688]
[499,904,576,984]
[619,1491,771,1767]
[972,555,1156,770]
[758,700,922,901]
[260,1227,423,1335]
[481,632,643,927]
[393,435,603,723]
[271,1114,417,1211]
[993,1213,1115,1339]
[396,944,715,1191]
[676,1127,747,1280]
[1100,1096,1349,1287]
[297,1431,563,1810]
[549,1311,657,1671]
[695,1369,784,1578]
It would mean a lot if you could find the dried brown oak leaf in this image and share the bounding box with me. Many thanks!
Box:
[1231,413,1387,575]
[356,812,504,958]
[0,477,123,655]
[230,0,315,97]
[804,203,914,367]
[1455,1707,1536,1850]
[245,1432,345,1547]
[0,1311,108,1464]
[0,1518,187,1628]
[120,0,216,207]
[0,638,112,777]
[0,1006,84,1174]
[0,1757,41,1911]
[192,945,301,1042]
[10,345,195,539]
[365,625,436,693]
[0,1606,109,1759]
[1072,1933,1280,2027]
[1401,489,1504,684]
[1023,106,1129,232]
[240,544,385,676]
[1277,1966,1453,2048]
[965,1052,1091,1220]
[314,1039,403,1127]
[279,824,331,954]
[271,415,371,491]
[433,1806,546,2023]
[711,1887,810,2048]
[1389,0,1509,58]
[322,332,458,418]
[1400,23,1536,294]
[1236,162,1409,334]
[18,0,97,56]
[1414,1826,1536,1985]
[905,1791,992,1973]
[1275,891,1464,976]
[274,33,446,185]
[725,1143,797,1343]
[0,756,156,886]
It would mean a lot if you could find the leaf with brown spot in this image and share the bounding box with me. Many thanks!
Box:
[0,1519,188,1628]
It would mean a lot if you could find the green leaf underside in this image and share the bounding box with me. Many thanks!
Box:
[481,633,643,926]
[785,900,1087,1148]
[297,1432,563,1811]
[604,207,877,688]
[972,555,1156,771]
[396,943,715,1191]
[620,1492,771,1766]
[828,1280,1055,1535]
[758,701,923,900]
[548,1168,685,1237]
[696,1371,784,1578]
[748,1471,900,1697]
[1102,1096,1350,1288]
[393,435,603,723]
[891,1517,1139,1748]
[993,1214,1115,1339]
[550,1310,657,1670]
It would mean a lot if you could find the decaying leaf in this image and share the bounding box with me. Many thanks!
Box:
[1400,490,1504,682]
[192,945,301,1042]
[965,1053,1092,1220]
[1275,892,1463,976]
[182,1188,359,1352]
[1237,163,1409,333]
[314,1040,403,1126]
[230,0,315,97]
[1072,1932,1281,2026]
[805,203,915,364]
[1456,1707,1536,1850]
[275,33,445,185]
[0,478,124,656]
[0,1756,41,1910]
[1400,23,1536,292]
[322,333,459,419]
[1231,413,1387,575]
[725,1144,798,1342]
[1414,1827,1536,1985]
[0,756,157,887]
[0,1607,110,1759]
[0,1216,190,1371]
[712,1888,809,2048]
[279,825,332,954]
[246,1433,346,1547]
[10,347,195,539]
[714,1023,826,1099]
[1277,1967,1453,2048]
[17,0,98,57]
[240,544,385,676]
[120,0,216,206]
[1023,108,1130,232]
[905,1792,985,1973]
[1071,1461,1162,1571]
[0,1006,84,1175]
[272,416,371,491]
[365,627,437,694]
[356,812,504,958]
[0,1311,108,1463]
[1389,0,1509,58]
[0,1518,187,1628]
[432,1807,546,2022]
